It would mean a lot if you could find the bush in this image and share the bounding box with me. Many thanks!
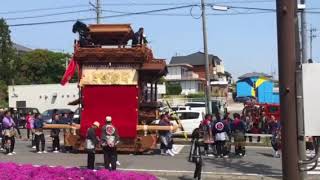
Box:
[186,93,205,98]
[166,83,182,95]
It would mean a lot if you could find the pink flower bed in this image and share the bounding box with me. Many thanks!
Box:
[0,163,157,180]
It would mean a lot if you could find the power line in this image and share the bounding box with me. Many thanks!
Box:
[4,9,91,21]
[9,4,197,27]
[0,4,89,15]
[102,9,273,16]
[0,1,275,15]
[306,11,320,14]
[11,3,316,27]
[100,0,275,6]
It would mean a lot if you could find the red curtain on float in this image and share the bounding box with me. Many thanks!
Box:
[80,85,138,139]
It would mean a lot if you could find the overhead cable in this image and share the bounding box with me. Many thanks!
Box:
[4,9,91,21]
[9,4,196,27]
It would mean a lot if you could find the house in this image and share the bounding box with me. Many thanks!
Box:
[236,72,279,104]
[12,43,32,54]
[165,64,205,95]
[169,52,229,96]
[170,52,226,81]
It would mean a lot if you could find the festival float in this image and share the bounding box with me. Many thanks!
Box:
[45,21,179,152]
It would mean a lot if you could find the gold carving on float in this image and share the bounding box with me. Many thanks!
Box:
[80,67,138,86]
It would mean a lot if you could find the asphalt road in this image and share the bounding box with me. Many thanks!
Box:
[0,129,318,180]
[0,129,281,179]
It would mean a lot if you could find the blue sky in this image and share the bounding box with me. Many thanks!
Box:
[1,0,319,79]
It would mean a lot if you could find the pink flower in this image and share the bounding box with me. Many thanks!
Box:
[0,163,157,180]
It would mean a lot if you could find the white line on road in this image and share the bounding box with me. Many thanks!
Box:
[173,145,184,154]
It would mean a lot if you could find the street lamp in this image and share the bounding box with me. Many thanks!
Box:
[200,1,228,114]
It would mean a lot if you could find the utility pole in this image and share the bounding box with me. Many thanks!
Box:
[297,0,307,178]
[90,0,102,24]
[309,27,317,61]
[276,0,300,180]
[201,0,212,114]
[300,0,307,63]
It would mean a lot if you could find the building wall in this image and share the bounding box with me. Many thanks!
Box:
[8,83,79,113]
[166,66,196,80]
[257,82,273,103]
[192,65,206,79]
[181,81,195,95]
[236,77,280,104]
[216,64,225,74]
[236,79,253,97]
[169,80,202,95]
[9,83,167,113]
[166,66,182,80]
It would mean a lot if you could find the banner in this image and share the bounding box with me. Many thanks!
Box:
[80,66,138,86]
[60,57,77,86]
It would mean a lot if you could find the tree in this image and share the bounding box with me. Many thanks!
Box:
[0,19,16,107]
[166,83,182,95]
[15,49,71,84]
[0,80,8,107]
[0,18,16,83]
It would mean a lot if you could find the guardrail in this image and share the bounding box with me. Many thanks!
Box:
[245,133,272,137]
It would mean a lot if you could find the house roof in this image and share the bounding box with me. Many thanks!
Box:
[167,63,193,69]
[224,71,232,78]
[170,52,222,66]
[238,72,272,80]
[13,43,32,52]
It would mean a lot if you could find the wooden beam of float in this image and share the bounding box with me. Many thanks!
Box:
[43,124,179,131]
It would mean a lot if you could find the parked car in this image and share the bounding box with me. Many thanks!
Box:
[73,107,80,124]
[235,96,256,103]
[171,105,190,111]
[42,109,73,124]
[152,110,204,135]
[15,107,40,128]
[185,102,206,114]
[185,100,226,115]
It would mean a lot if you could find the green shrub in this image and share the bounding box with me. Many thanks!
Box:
[187,93,205,98]
[166,83,182,95]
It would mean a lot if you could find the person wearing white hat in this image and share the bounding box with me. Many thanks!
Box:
[101,116,119,171]
[86,121,100,170]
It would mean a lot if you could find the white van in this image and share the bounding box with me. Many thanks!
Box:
[153,110,204,135]
[174,110,204,135]
[185,102,206,114]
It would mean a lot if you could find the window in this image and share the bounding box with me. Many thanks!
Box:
[178,112,200,120]
[42,110,51,116]
[185,103,205,108]
[171,107,178,111]
[16,101,26,108]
